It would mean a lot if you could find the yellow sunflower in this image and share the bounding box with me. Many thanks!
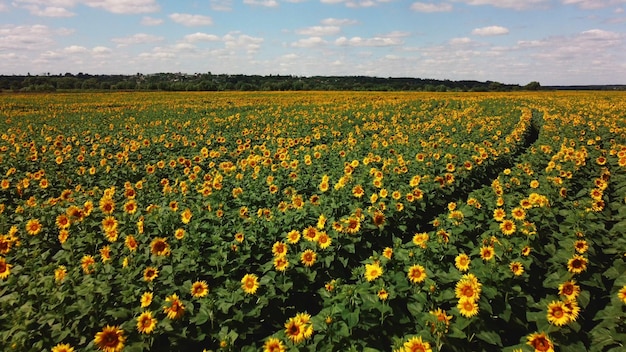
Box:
[364,262,383,282]
[526,332,554,352]
[241,273,260,295]
[94,325,125,352]
[191,280,209,298]
[163,293,185,320]
[407,264,427,284]
[136,311,157,334]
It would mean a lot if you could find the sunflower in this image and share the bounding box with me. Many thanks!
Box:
[455,274,481,301]
[509,261,524,276]
[51,343,74,352]
[0,257,11,280]
[104,229,119,243]
[521,246,531,256]
[457,298,479,318]
[372,210,386,227]
[493,208,506,222]
[94,325,125,352]
[140,291,153,308]
[343,216,361,234]
[99,246,112,263]
[150,237,170,257]
[479,246,495,261]
[81,255,96,274]
[454,253,470,272]
[382,247,393,260]
[526,332,554,352]
[378,288,389,301]
[618,285,626,304]
[272,241,288,257]
[191,280,209,298]
[511,207,526,220]
[143,267,159,282]
[407,264,427,284]
[181,208,192,224]
[567,255,588,274]
[402,336,432,352]
[352,184,365,198]
[364,262,383,282]
[316,231,331,249]
[546,300,570,326]
[241,273,259,295]
[263,337,285,352]
[125,235,138,252]
[54,265,67,283]
[174,228,185,240]
[573,240,588,254]
[286,230,301,244]
[499,220,516,235]
[284,316,306,344]
[26,219,42,235]
[234,232,245,243]
[58,230,69,244]
[412,233,429,248]
[300,249,317,267]
[273,256,289,272]
[558,280,580,300]
[301,226,318,242]
[163,293,185,320]
[55,214,71,229]
[99,197,115,215]
[136,311,157,334]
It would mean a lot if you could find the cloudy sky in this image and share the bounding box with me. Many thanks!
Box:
[1,0,626,85]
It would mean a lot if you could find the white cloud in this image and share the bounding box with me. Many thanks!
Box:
[411,2,453,12]
[183,32,221,42]
[141,16,163,26]
[21,5,76,17]
[449,37,473,45]
[472,26,509,36]
[292,36,328,47]
[335,35,403,47]
[12,0,159,15]
[0,24,56,51]
[64,45,89,53]
[92,46,112,55]
[452,0,549,10]
[243,0,279,7]
[321,0,390,7]
[562,0,626,10]
[210,0,233,11]
[320,18,358,26]
[83,0,159,14]
[296,26,341,36]
[223,33,264,54]
[169,13,214,26]
[111,33,164,47]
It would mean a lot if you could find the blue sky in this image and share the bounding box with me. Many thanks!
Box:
[1,0,625,85]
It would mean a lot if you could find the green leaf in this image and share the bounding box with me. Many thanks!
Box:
[476,330,503,346]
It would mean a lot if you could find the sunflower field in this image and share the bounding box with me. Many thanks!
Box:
[0,91,625,352]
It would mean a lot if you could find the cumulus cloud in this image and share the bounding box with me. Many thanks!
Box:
[562,0,626,10]
[223,33,264,54]
[169,13,214,26]
[320,18,358,26]
[411,2,453,12]
[296,26,341,36]
[472,26,509,36]
[321,0,390,7]
[111,33,164,47]
[452,0,549,10]
[183,32,221,42]
[335,35,403,47]
[211,0,233,11]
[82,0,159,14]
[292,36,328,47]
[243,0,279,7]
[0,24,57,51]
[141,16,163,26]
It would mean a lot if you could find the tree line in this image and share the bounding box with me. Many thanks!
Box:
[0,72,551,92]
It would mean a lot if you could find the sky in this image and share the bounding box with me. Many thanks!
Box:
[1,0,626,85]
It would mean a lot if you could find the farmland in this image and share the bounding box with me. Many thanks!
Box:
[0,91,625,352]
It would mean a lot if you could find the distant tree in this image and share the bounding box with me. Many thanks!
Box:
[524,81,541,91]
